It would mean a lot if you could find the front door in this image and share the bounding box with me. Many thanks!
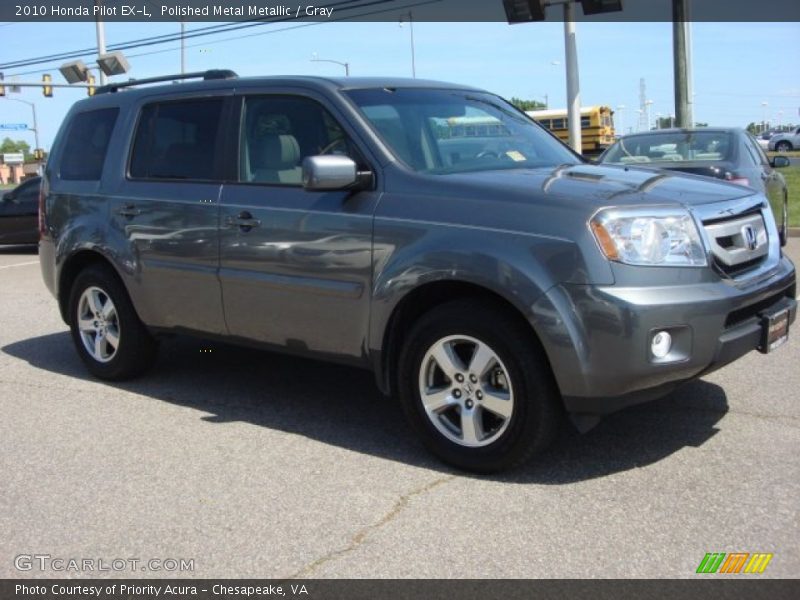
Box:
[218,93,380,360]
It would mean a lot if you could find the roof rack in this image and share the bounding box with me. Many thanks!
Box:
[95,69,238,95]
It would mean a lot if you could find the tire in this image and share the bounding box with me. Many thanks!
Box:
[397,299,561,473]
[775,141,792,153]
[67,264,158,380]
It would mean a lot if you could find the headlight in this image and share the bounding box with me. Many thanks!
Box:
[590,207,707,267]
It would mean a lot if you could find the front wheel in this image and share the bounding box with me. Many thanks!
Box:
[68,264,158,380]
[398,300,561,472]
[775,141,793,153]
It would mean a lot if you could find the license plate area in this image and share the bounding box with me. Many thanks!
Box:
[759,309,789,353]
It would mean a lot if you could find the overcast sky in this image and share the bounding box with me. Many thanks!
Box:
[1,20,798,148]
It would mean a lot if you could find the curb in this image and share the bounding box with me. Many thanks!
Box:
[790,228,800,238]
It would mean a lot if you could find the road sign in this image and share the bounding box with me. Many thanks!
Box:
[0,123,29,131]
[1,153,24,165]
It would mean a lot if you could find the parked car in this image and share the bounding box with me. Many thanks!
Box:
[599,128,791,244]
[0,176,40,245]
[757,130,774,150]
[40,72,796,472]
[768,126,800,152]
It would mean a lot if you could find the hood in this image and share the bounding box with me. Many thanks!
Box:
[432,163,754,210]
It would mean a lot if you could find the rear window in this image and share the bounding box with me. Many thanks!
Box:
[59,108,119,181]
[603,131,734,164]
[129,98,224,180]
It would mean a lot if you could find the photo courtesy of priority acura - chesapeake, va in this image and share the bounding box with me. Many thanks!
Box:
[38,71,796,472]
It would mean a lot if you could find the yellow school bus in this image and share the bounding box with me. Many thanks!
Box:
[526,106,615,154]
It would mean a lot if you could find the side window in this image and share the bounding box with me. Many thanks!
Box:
[129,98,224,180]
[239,96,359,185]
[60,108,118,181]
[18,180,40,206]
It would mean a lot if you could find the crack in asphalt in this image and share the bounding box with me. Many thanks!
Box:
[288,475,455,578]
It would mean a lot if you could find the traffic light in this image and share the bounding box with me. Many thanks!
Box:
[0,72,5,97]
[42,74,53,97]
[33,148,46,161]
[87,74,96,96]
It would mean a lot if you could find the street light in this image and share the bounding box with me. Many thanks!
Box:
[59,60,90,84]
[96,51,130,77]
[645,99,654,130]
[761,101,769,133]
[311,53,350,76]
[502,1,623,154]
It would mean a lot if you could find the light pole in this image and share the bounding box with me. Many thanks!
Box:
[761,101,769,133]
[94,0,107,85]
[636,109,643,132]
[399,11,417,78]
[311,54,350,76]
[180,20,186,74]
[645,100,654,131]
[3,97,41,174]
[616,105,625,136]
[562,2,581,153]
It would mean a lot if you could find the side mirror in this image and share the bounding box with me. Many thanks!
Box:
[303,155,369,191]
[771,155,791,169]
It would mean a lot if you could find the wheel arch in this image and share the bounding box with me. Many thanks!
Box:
[57,249,127,324]
[375,279,554,398]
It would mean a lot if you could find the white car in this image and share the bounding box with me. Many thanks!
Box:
[768,127,800,152]
[757,131,774,150]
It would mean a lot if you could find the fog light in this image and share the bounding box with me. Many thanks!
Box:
[651,331,672,359]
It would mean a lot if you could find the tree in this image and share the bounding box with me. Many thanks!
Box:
[746,122,758,134]
[0,137,32,161]
[510,97,546,112]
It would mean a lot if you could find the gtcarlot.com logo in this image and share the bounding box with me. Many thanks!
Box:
[14,554,195,573]
[696,552,773,574]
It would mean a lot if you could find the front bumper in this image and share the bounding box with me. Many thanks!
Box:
[533,255,796,415]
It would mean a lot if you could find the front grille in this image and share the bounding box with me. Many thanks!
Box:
[703,211,769,277]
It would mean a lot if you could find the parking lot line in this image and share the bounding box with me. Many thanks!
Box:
[0,261,39,270]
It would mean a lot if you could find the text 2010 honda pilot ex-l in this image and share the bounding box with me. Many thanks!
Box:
[39,71,796,472]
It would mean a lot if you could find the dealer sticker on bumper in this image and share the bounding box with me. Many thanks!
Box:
[760,309,790,354]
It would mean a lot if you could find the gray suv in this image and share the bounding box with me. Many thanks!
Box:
[40,71,796,472]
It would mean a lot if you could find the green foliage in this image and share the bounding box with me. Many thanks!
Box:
[510,97,546,112]
[0,137,32,160]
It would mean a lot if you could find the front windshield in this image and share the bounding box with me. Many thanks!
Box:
[345,88,579,174]
[602,131,734,165]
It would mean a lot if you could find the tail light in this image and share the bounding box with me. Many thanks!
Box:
[724,172,750,187]
[38,179,47,238]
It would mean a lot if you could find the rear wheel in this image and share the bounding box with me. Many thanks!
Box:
[775,141,793,153]
[68,264,157,380]
[398,300,561,472]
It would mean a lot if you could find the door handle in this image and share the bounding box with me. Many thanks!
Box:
[225,211,261,230]
[117,204,141,218]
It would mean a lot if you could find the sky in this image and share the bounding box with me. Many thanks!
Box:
[0,19,798,150]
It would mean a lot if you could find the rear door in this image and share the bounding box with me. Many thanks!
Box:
[217,90,380,360]
[107,93,232,334]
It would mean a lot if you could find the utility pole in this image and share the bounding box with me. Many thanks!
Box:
[563,1,581,153]
[673,0,693,128]
[94,0,108,85]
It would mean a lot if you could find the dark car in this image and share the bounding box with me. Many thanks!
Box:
[599,128,791,243]
[0,176,40,245]
[39,73,796,472]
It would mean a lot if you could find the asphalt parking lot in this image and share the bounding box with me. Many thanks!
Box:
[1,242,798,579]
